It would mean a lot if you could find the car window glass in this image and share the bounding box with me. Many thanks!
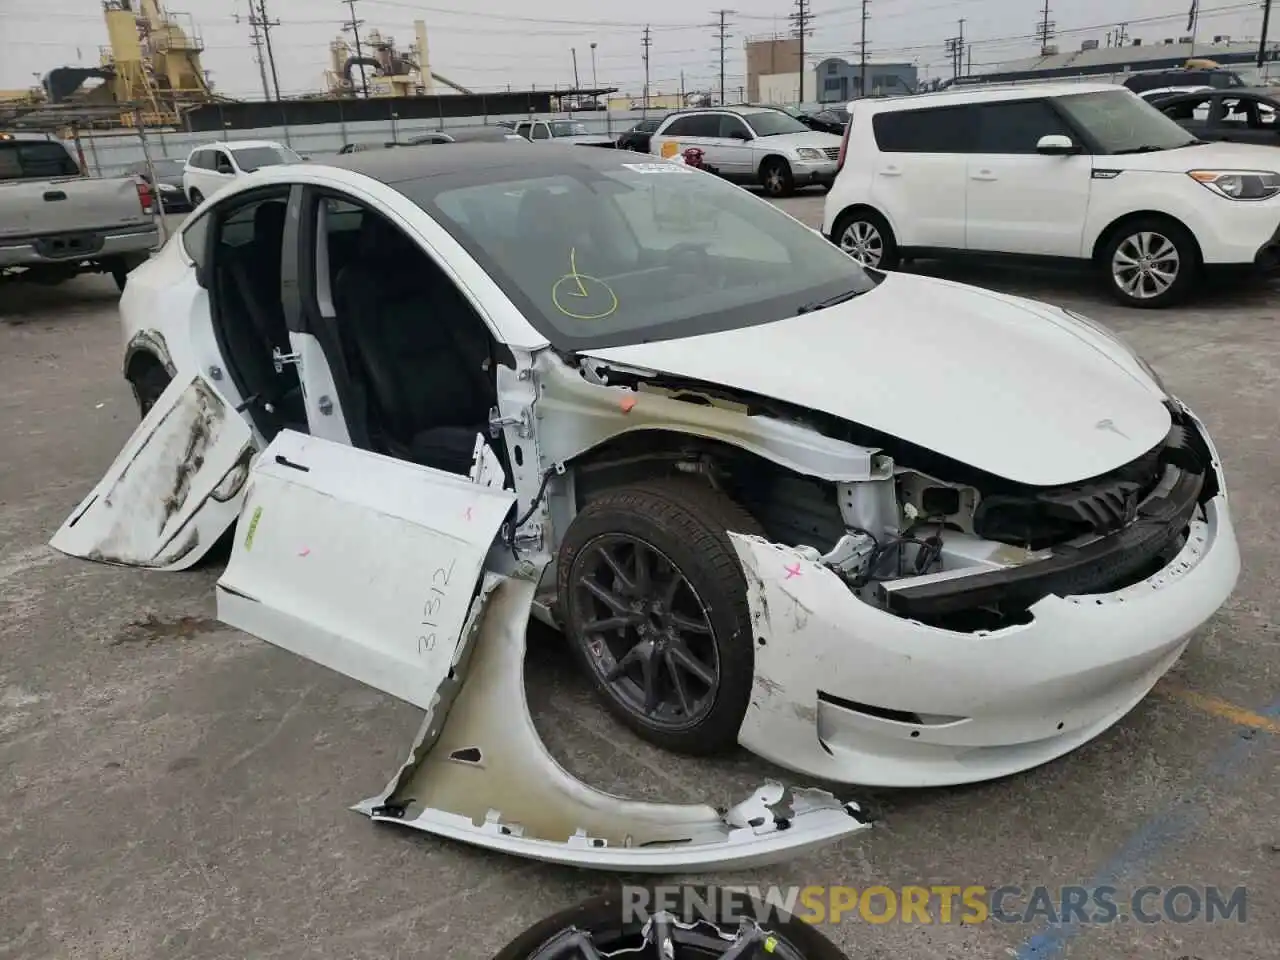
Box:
[180,210,211,268]
[872,106,972,152]
[530,123,551,140]
[0,142,78,179]
[215,152,234,173]
[686,114,721,136]
[972,100,1074,153]
[719,115,751,139]
[662,116,696,136]
[416,165,876,351]
[218,197,283,247]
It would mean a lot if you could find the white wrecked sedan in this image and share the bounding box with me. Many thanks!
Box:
[54,144,1237,828]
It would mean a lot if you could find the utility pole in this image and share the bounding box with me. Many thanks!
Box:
[859,0,870,98]
[253,0,281,99]
[789,0,812,102]
[571,47,581,89]
[1260,0,1274,68]
[234,0,272,100]
[944,19,965,80]
[641,25,652,112]
[341,0,369,98]
[714,10,733,106]
[1115,21,1129,47]
[590,41,598,89]
[1035,0,1055,55]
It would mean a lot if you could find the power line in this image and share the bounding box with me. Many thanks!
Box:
[859,0,870,98]
[341,0,370,97]
[714,10,733,106]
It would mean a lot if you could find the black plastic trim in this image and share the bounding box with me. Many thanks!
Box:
[880,463,1205,620]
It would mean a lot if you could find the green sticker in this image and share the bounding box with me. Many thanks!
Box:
[243,505,263,551]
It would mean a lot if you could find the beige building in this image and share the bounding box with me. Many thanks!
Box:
[746,38,801,102]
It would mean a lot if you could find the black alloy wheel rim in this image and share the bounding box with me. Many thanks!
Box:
[571,533,720,731]
[526,915,810,958]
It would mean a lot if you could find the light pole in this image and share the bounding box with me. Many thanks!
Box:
[590,41,598,89]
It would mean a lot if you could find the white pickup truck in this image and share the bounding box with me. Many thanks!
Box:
[0,133,158,291]
[510,118,615,147]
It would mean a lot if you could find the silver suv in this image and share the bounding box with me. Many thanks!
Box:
[648,105,843,196]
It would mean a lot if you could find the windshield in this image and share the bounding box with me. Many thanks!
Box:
[550,120,590,137]
[231,145,300,171]
[744,110,812,137]
[1054,89,1200,154]
[406,161,875,350]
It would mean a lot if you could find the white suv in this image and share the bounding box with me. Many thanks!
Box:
[823,82,1280,308]
[650,106,843,197]
[183,140,300,207]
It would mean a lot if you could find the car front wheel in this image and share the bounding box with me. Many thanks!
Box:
[833,208,900,270]
[760,158,794,197]
[556,478,763,755]
[1102,217,1198,308]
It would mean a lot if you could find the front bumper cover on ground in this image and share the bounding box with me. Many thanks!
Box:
[356,575,870,871]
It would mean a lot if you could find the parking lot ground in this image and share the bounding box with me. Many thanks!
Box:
[2,209,1278,959]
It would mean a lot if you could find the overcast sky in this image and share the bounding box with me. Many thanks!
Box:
[0,0,1266,98]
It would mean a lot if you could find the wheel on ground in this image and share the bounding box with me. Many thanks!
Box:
[760,158,795,197]
[556,478,764,755]
[491,887,850,960]
[188,187,204,206]
[129,361,171,418]
[1101,216,1199,309]
[832,207,900,270]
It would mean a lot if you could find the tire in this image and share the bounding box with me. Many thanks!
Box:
[491,887,849,960]
[556,477,764,755]
[760,157,795,198]
[832,207,900,270]
[188,188,204,206]
[1100,216,1199,309]
[129,360,172,418]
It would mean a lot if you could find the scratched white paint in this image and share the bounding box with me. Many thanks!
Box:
[49,373,253,571]
[216,430,516,711]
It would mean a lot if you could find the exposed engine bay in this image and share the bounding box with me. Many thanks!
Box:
[567,359,1216,633]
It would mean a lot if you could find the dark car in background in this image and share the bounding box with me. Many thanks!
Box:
[802,106,849,134]
[1150,87,1280,146]
[125,158,189,213]
[615,117,665,153]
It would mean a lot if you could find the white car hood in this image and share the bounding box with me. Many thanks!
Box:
[1113,140,1280,172]
[585,272,1171,487]
[752,130,844,151]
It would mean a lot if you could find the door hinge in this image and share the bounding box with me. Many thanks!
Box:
[489,405,534,439]
[272,347,301,373]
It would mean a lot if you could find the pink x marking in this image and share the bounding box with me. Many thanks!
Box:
[784,562,802,579]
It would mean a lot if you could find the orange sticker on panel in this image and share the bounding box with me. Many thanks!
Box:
[661,140,680,158]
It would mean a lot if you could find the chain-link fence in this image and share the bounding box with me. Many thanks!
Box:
[76,99,661,178]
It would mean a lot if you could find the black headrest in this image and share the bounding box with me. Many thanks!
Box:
[254,201,287,241]
[357,213,417,262]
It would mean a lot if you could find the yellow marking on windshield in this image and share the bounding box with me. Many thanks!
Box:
[551,246,619,320]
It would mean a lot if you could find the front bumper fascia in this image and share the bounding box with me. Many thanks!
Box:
[725,408,1239,789]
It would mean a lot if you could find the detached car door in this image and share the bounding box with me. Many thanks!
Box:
[50,372,255,570]
[216,429,515,709]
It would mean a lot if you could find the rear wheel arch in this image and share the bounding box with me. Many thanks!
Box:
[124,348,173,417]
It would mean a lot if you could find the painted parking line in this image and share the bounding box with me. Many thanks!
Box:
[1156,682,1280,734]
[1013,693,1280,960]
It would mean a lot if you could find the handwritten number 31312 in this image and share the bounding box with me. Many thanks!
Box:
[418,559,457,657]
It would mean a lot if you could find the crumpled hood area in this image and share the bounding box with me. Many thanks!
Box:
[585,272,1171,487]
